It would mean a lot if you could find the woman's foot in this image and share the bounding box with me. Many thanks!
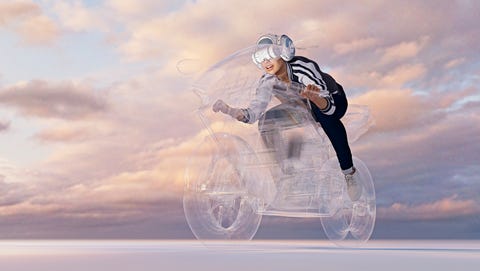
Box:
[344,167,362,201]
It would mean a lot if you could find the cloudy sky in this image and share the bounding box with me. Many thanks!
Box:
[0,0,479,239]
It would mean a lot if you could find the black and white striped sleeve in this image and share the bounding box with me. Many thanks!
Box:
[290,57,336,115]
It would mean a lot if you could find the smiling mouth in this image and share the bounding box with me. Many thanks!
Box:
[265,64,273,71]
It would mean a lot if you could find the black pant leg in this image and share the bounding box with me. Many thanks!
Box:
[317,117,353,170]
[313,87,353,171]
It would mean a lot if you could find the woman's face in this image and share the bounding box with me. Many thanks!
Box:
[261,57,285,75]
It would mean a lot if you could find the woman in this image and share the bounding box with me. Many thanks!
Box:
[212,34,362,201]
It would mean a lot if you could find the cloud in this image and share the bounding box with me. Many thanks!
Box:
[0,114,214,230]
[0,1,39,25]
[0,126,189,225]
[0,134,190,228]
[52,1,108,32]
[436,86,477,109]
[379,36,429,65]
[351,88,437,132]
[0,158,45,212]
[444,57,466,69]
[34,123,101,142]
[0,67,200,199]
[116,0,333,62]
[378,195,480,221]
[382,64,427,88]
[106,0,172,17]
[348,71,477,135]
[336,62,427,91]
[0,1,59,45]
[0,120,10,132]
[334,38,379,55]
[0,80,107,120]
[17,14,59,45]
[353,100,480,209]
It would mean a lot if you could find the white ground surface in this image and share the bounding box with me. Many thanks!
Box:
[0,240,479,271]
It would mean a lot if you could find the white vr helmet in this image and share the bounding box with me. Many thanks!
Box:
[252,34,295,68]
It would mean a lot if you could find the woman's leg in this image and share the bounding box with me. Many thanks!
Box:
[317,117,353,171]
[314,87,354,171]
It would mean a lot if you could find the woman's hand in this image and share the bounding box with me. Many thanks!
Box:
[300,84,320,99]
[300,84,328,110]
[212,99,230,113]
[212,99,246,121]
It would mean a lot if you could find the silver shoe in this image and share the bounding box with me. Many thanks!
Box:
[345,168,362,201]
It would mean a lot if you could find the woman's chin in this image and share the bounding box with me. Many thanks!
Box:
[265,70,276,75]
